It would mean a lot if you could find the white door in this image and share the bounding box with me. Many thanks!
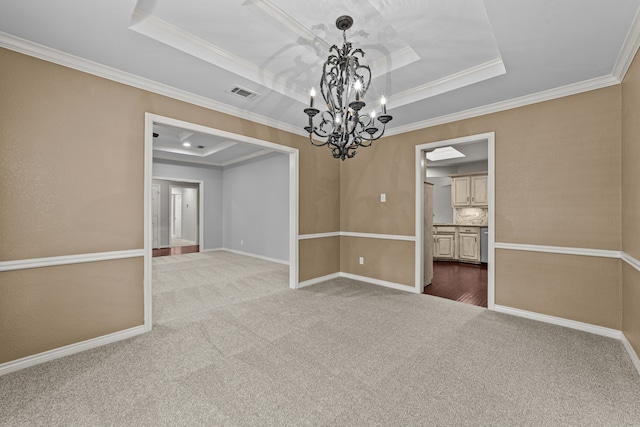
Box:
[172,193,182,238]
[152,184,160,249]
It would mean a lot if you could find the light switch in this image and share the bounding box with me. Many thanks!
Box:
[380,193,386,203]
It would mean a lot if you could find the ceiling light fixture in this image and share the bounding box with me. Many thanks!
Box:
[426,146,466,161]
[304,15,393,160]
[182,142,191,147]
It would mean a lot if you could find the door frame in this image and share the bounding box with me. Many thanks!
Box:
[414,132,495,309]
[143,113,299,331]
[156,180,204,248]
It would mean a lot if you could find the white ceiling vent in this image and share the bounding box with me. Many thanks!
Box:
[227,85,261,100]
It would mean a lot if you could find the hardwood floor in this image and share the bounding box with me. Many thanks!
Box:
[152,245,200,257]
[424,261,487,308]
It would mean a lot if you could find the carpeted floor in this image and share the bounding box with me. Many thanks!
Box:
[1,251,639,426]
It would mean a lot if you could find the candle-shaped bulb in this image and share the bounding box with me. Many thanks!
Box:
[380,96,387,114]
[335,113,341,124]
[309,87,316,108]
[370,110,376,119]
[354,79,362,101]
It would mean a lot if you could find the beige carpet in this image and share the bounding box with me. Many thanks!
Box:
[1,251,639,426]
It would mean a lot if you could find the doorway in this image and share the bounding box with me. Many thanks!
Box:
[143,113,300,331]
[414,132,495,309]
[152,179,203,257]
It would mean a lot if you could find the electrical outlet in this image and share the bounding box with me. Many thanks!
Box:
[380,193,386,203]
[240,240,244,245]
[359,256,364,265]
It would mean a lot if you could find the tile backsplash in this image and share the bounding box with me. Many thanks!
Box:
[455,208,488,225]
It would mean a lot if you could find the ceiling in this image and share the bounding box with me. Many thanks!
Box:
[1,0,640,165]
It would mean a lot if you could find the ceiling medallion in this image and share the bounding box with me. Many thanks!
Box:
[304,15,393,160]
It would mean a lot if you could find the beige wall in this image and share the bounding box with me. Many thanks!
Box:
[340,86,622,326]
[340,238,414,288]
[0,47,341,364]
[495,250,621,329]
[621,49,640,357]
[0,258,143,363]
[299,237,340,283]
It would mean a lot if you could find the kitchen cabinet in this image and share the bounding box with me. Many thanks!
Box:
[457,226,480,262]
[433,225,456,260]
[433,225,481,263]
[451,174,488,207]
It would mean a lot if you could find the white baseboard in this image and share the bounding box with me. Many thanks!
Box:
[296,272,418,294]
[201,248,289,265]
[621,333,640,377]
[223,248,289,265]
[297,273,340,289]
[493,305,622,339]
[0,325,146,377]
[339,272,420,294]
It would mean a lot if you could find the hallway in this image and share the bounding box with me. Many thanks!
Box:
[424,261,487,307]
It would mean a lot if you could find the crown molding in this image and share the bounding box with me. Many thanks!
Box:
[389,58,506,109]
[612,4,640,81]
[0,31,307,139]
[129,9,308,104]
[385,74,621,136]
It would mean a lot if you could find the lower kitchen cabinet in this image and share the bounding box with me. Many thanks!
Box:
[434,234,455,259]
[433,225,481,263]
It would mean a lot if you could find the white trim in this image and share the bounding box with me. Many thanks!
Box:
[3,29,638,143]
[339,232,415,242]
[298,273,341,289]
[145,114,299,330]
[339,272,421,294]
[298,232,341,240]
[0,326,145,377]
[494,242,621,259]
[494,305,623,340]
[612,5,640,81]
[622,251,640,273]
[153,176,205,251]
[414,132,496,305]
[621,333,640,378]
[386,75,620,137]
[0,31,305,138]
[389,58,506,109]
[223,248,289,266]
[0,249,144,272]
[297,231,414,241]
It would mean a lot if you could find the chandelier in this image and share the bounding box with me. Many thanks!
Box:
[304,15,393,160]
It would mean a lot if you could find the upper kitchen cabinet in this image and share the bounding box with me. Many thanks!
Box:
[451,174,488,208]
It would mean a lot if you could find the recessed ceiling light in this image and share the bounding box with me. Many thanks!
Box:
[182,142,191,147]
[426,146,466,161]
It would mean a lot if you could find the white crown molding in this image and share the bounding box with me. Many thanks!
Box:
[622,251,640,273]
[385,74,621,136]
[0,31,307,139]
[389,58,506,109]
[370,45,422,78]
[0,326,145,376]
[0,249,145,272]
[248,0,330,53]
[129,9,308,104]
[612,4,640,81]
[222,149,273,166]
[494,242,621,259]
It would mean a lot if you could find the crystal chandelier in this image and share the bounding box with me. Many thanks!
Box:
[304,15,393,160]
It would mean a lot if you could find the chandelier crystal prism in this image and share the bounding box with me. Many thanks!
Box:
[304,15,393,160]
